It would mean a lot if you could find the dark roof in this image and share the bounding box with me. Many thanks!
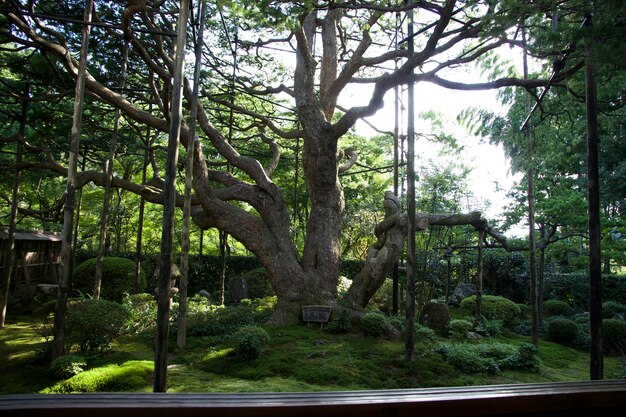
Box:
[0,230,63,242]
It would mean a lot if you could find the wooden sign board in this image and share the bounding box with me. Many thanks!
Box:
[302,305,332,323]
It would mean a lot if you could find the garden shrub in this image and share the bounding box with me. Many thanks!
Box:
[459,295,521,327]
[544,317,579,346]
[415,323,436,345]
[420,302,450,336]
[602,301,626,319]
[65,299,130,354]
[188,304,254,336]
[73,257,145,301]
[122,293,157,336]
[251,295,278,323]
[50,355,88,379]
[543,299,573,318]
[574,315,590,325]
[362,312,387,337]
[42,361,153,393]
[325,309,352,334]
[448,319,473,340]
[603,319,626,355]
[517,303,530,320]
[436,342,540,374]
[475,319,503,338]
[233,325,270,360]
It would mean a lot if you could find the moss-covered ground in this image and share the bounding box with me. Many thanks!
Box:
[1,314,624,393]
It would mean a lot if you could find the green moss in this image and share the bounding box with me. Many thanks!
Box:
[460,295,521,327]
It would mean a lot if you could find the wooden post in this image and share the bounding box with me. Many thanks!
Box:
[154,0,189,392]
[52,0,94,359]
[585,12,603,380]
[178,0,207,349]
[404,0,416,361]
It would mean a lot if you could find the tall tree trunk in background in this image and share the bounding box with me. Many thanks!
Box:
[134,147,148,293]
[219,230,227,305]
[52,0,93,360]
[0,83,29,327]
[93,40,129,299]
[475,229,484,323]
[178,0,207,349]
[585,12,603,381]
[154,0,189,392]
[404,0,416,361]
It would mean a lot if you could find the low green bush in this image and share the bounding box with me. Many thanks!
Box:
[233,326,270,360]
[388,316,405,335]
[415,324,436,345]
[73,257,145,301]
[475,319,503,338]
[242,268,274,299]
[602,301,626,319]
[362,312,387,337]
[325,309,352,334]
[459,295,521,327]
[448,319,473,340]
[41,360,153,393]
[543,300,573,318]
[603,319,626,355]
[49,355,88,379]
[65,299,130,354]
[188,304,255,336]
[544,317,579,346]
[436,342,540,374]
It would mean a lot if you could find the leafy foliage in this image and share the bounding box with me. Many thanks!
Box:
[232,326,270,360]
[602,301,626,319]
[49,355,88,379]
[460,295,521,327]
[544,317,579,346]
[414,324,436,345]
[448,319,474,341]
[122,293,157,336]
[65,299,130,354]
[362,312,387,338]
[603,319,626,356]
[475,319,503,338]
[436,342,540,374]
[73,257,145,301]
[543,300,573,318]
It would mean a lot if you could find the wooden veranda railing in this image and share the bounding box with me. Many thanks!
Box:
[1,380,625,417]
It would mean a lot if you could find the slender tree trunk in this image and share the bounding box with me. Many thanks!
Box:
[219,230,227,305]
[0,83,29,327]
[154,0,189,392]
[178,0,207,349]
[585,12,603,381]
[52,0,93,360]
[475,229,484,323]
[404,0,416,361]
[134,147,148,293]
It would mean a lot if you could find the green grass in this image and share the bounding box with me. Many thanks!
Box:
[1,316,624,393]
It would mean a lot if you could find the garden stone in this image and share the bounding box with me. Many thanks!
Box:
[197,290,211,299]
[450,283,477,307]
[228,276,250,303]
[420,302,450,336]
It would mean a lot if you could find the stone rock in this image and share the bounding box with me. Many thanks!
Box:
[420,301,450,336]
[450,283,477,307]
[467,331,483,340]
[227,276,250,303]
[197,290,211,299]
[33,284,58,304]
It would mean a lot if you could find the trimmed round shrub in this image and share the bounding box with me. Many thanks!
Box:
[420,302,450,336]
[602,301,626,319]
[448,319,473,340]
[415,323,436,344]
[544,317,579,346]
[459,295,521,327]
[388,316,405,334]
[574,315,590,325]
[65,299,130,354]
[517,303,531,320]
[543,299,573,318]
[233,325,270,360]
[362,312,387,337]
[603,319,626,355]
[50,355,88,379]
[73,257,146,301]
